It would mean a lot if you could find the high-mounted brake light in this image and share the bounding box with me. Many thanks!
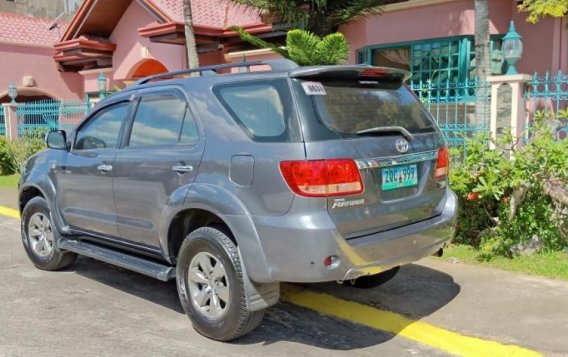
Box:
[360,68,389,77]
[433,147,450,180]
[280,159,364,197]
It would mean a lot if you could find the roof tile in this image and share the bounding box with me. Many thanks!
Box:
[150,0,264,28]
[0,12,63,47]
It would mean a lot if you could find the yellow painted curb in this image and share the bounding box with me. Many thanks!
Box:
[281,285,542,357]
[0,205,20,219]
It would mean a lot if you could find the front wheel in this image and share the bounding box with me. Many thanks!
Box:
[176,227,264,341]
[21,197,77,271]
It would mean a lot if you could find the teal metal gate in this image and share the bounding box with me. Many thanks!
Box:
[0,107,5,137]
[525,70,568,140]
[410,78,490,147]
[15,99,89,136]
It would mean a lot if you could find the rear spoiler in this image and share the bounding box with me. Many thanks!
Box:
[289,65,410,82]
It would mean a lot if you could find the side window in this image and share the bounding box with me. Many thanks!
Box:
[179,107,199,145]
[216,81,289,140]
[75,103,129,150]
[128,93,187,148]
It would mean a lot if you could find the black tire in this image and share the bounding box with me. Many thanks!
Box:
[21,197,77,271]
[176,226,264,341]
[344,266,400,289]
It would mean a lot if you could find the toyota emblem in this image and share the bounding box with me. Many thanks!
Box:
[395,138,409,153]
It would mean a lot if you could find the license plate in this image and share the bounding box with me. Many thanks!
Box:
[381,164,418,191]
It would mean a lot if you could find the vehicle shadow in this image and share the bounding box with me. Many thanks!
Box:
[237,263,461,350]
[70,257,460,351]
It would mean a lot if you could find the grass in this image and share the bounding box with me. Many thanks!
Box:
[0,174,19,189]
[437,244,568,281]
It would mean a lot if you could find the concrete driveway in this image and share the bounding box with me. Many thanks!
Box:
[0,214,567,357]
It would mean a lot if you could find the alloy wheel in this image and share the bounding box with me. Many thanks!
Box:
[27,212,54,257]
[188,252,230,318]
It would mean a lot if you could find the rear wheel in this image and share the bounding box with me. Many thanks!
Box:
[344,266,400,289]
[21,197,77,271]
[176,227,264,341]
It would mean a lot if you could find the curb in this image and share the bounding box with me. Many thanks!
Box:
[0,205,20,219]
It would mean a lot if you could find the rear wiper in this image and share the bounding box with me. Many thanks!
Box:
[356,126,415,141]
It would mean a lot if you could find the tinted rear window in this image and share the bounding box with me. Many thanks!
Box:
[294,79,436,140]
[214,79,300,142]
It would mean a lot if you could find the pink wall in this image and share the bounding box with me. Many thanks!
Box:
[0,43,83,100]
[341,0,511,62]
[199,51,227,67]
[82,70,122,93]
[340,0,563,74]
[226,51,284,73]
[109,1,186,81]
[514,7,568,75]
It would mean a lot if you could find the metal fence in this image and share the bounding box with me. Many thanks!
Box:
[0,106,5,137]
[15,99,90,136]
[525,70,568,140]
[410,79,490,147]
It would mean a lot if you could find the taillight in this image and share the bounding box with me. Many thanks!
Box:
[360,68,389,77]
[433,147,450,180]
[280,159,364,197]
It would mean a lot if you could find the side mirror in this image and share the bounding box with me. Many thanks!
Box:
[45,130,68,150]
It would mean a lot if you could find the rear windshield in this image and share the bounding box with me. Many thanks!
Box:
[293,79,436,140]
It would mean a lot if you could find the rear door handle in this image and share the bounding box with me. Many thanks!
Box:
[172,165,193,174]
[97,164,113,173]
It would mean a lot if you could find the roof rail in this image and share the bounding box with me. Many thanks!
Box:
[134,59,299,86]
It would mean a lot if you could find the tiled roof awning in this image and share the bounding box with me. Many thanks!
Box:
[138,21,272,45]
[138,0,271,45]
[54,0,274,71]
[54,36,116,71]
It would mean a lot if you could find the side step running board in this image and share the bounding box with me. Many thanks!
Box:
[59,239,175,282]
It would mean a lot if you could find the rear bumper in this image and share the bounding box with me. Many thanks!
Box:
[253,189,457,283]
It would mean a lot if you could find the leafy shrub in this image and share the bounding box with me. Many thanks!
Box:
[0,136,15,175]
[449,113,568,258]
[0,131,46,175]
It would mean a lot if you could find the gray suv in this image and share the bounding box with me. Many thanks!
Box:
[19,60,457,341]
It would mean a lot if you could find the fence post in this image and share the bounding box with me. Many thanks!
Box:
[487,74,532,149]
[2,103,18,140]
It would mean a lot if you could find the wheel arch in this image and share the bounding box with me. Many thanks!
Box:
[19,173,70,236]
[167,208,233,262]
[19,184,46,214]
[161,183,274,282]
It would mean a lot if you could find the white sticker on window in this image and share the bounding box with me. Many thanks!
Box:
[301,81,326,95]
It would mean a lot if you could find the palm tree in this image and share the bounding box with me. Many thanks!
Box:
[183,0,199,70]
[230,0,385,37]
[231,27,349,66]
[474,0,491,125]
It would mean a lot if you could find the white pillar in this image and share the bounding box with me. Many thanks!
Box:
[2,103,17,140]
[487,74,532,149]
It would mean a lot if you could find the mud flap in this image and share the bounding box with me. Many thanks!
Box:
[238,247,280,311]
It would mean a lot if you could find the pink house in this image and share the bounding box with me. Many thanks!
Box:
[341,0,568,83]
[0,13,83,103]
[0,0,277,104]
[53,0,277,96]
[0,0,566,103]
